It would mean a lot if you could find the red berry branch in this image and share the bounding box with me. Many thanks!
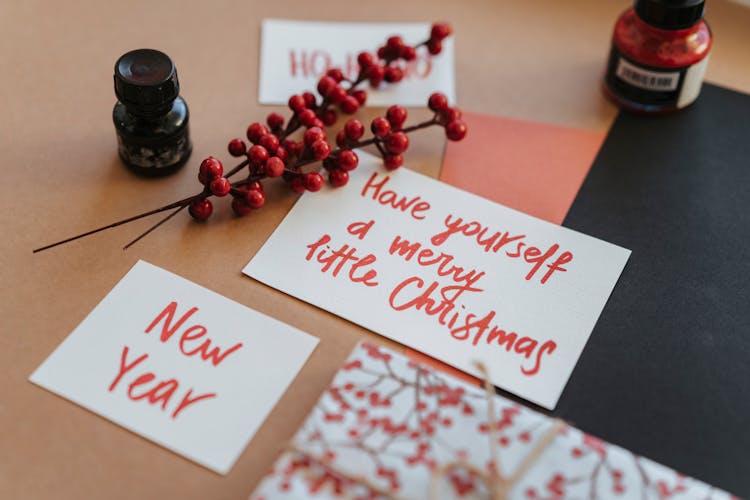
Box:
[33,22,466,253]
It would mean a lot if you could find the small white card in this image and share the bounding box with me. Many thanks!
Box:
[244,153,630,409]
[259,19,456,107]
[30,260,318,474]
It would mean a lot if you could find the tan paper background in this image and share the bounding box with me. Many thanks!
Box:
[1,1,748,498]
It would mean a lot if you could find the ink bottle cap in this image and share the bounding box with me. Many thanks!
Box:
[113,49,192,176]
[603,0,712,114]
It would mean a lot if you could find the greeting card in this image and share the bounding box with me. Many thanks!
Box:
[244,152,630,409]
[259,19,456,106]
[250,342,734,499]
[30,260,319,474]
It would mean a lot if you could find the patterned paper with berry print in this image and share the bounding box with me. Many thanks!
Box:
[250,342,736,500]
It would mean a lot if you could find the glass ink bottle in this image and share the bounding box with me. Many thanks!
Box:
[113,49,192,176]
[603,0,712,114]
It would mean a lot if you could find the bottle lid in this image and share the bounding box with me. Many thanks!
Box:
[114,49,179,115]
[634,0,705,29]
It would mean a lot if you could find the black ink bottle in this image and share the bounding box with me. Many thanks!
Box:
[113,49,192,176]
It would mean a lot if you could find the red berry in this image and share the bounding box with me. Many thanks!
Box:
[384,66,403,83]
[371,117,391,137]
[377,46,388,59]
[303,126,325,147]
[329,168,349,187]
[288,94,306,112]
[289,176,305,193]
[231,197,253,216]
[311,118,324,129]
[266,112,284,131]
[258,133,280,153]
[227,138,246,157]
[317,76,337,97]
[302,91,317,108]
[431,22,452,41]
[439,107,463,124]
[427,39,442,55]
[400,45,416,61]
[366,65,385,86]
[246,122,269,143]
[336,130,348,148]
[384,154,403,170]
[209,177,231,197]
[328,85,347,104]
[297,108,317,127]
[385,132,409,154]
[244,180,264,193]
[445,119,468,141]
[188,198,213,220]
[339,95,359,114]
[352,89,367,105]
[344,119,365,140]
[264,156,285,177]
[386,105,408,128]
[248,145,269,165]
[357,52,375,68]
[198,157,223,184]
[428,92,449,112]
[311,139,331,160]
[285,140,303,158]
[337,150,359,171]
[245,188,265,209]
[386,36,404,50]
[304,172,324,192]
[321,108,337,126]
[274,146,289,163]
[326,68,344,82]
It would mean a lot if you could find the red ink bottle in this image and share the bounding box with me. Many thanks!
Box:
[113,49,192,176]
[603,0,712,113]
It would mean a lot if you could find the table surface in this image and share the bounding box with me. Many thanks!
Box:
[2,1,748,498]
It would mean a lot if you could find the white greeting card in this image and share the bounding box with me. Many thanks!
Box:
[30,260,318,475]
[259,19,456,106]
[244,153,630,409]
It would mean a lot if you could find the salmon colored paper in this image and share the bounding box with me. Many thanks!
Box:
[439,112,605,225]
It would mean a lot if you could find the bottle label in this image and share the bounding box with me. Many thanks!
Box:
[605,46,709,110]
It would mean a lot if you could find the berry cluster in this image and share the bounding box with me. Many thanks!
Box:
[186,22,465,221]
[35,23,465,252]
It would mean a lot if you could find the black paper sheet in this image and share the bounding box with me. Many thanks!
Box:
[558,83,750,497]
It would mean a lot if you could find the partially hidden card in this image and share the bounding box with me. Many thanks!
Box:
[250,342,735,499]
[259,19,456,107]
[30,260,319,475]
[244,153,630,409]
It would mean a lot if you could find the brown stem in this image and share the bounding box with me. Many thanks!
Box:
[33,192,203,253]
[224,158,250,179]
[123,204,187,250]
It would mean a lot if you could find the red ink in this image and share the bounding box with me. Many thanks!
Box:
[522,340,557,376]
[109,346,217,419]
[388,282,556,376]
[305,234,379,287]
[289,49,331,78]
[361,172,431,220]
[388,235,486,290]
[127,373,157,400]
[171,389,217,420]
[109,346,148,391]
[430,214,573,285]
[347,219,375,240]
[145,302,243,367]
